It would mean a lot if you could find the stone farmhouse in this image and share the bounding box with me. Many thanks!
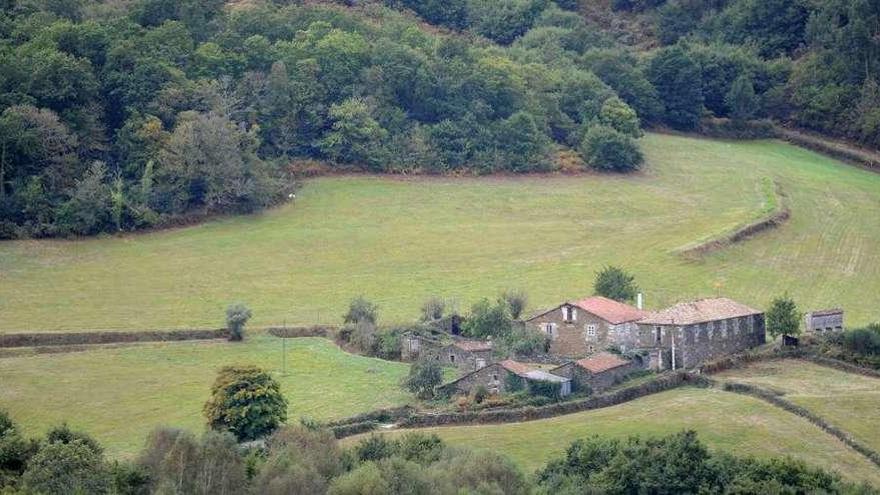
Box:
[401,333,494,372]
[440,359,572,397]
[524,296,648,357]
[636,297,765,370]
[805,308,844,334]
[551,352,639,394]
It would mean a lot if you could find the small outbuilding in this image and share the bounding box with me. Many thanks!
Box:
[436,339,494,372]
[804,308,844,334]
[438,359,571,397]
[551,352,638,394]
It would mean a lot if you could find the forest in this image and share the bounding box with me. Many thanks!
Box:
[0,0,878,238]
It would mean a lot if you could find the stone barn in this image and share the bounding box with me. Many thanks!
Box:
[439,359,571,397]
[436,340,494,372]
[805,308,844,334]
[400,333,442,361]
[525,296,647,358]
[551,352,639,394]
[636,297,765,370]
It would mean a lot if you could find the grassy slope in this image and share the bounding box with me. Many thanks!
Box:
[352,387,880,485]
[0,336,411,458]
[716,359,880,452]
[1,133,879,332]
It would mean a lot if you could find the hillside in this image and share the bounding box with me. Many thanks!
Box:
[1,132,878,332]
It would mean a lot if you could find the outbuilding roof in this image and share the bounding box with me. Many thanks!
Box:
[574,352,631,374]
[809,308,844,317]
[498,359,535,377]
[638,297,761,326]
[524,370,570,383]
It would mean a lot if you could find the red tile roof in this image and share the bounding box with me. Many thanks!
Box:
[575,352,630,373]
[638,297,761,326]
[498,360,535,377]
[453,340,493,352]
[571,296,648,324]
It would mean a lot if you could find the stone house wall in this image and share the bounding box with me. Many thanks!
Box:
[400,335,442,362]
[636,313,765,369]
[436,344,493,372]
[527,305,613,357]
[552,361,640,393]
[441,364,520,396]
[805,312,844,333]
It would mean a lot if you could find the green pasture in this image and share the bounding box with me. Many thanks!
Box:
[0,336,411,458]
[352,387,880,485]
[716,358,880,452]
[1,133,879,332]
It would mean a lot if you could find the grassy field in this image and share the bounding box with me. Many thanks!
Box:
[716,359,880,452]
[351,387,880,485]
[0,336,411,458]
[0,133,879,332]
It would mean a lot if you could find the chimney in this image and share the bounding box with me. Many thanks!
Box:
[636,292,644,310]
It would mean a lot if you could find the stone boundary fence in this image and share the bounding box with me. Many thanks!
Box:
[713,379,880,468]
[331,372,709,438]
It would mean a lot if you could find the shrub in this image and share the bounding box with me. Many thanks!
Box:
[46,423,103,455]
[593,265,638,302]
[255,425,343,493]
[349,320,378,355]
[579,125,644,172]
[505,373,525,392]
[343,296,378,325]
[473,385,489,404]
[109,461,151,495]
[355,435,397,463]
[462,298,513,338]
[501,289,528,320]
[397,433,445,464]
[373,327,403,360]
[420,296,446,322]
[402,359,443,399]
[766,294,801,340]
[527,379,563,400]
[0,412,39,483]
[225,302,252,342]
[843,325,880,356]
[204,365,288,441]
[22,440,110,495]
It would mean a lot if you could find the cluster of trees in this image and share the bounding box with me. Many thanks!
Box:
[1,0,651,239]
[613,0,880,146]
[3,409,870,495]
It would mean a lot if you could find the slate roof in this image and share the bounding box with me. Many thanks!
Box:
[453,340,493,352]
[574,352,631,373]
[638,297,761,326]
[809,308,843,317]
[571,296,648,324]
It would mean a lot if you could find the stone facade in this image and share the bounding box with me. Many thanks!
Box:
[434,342,493,372]
[552,355,639,393]
[400,334,442,362]
[440,363,521,396]
[635,313,765,369]
[805,309,844,333]
[525,298,646,358]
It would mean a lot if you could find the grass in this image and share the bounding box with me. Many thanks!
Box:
[0,336,411,458]
[1,133,879,332]
[349,387,880,485]
[715,359,880,453]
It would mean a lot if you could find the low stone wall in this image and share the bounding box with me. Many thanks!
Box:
[395,372,706,430]
[717,379,880,468]
[774,126,880,172]
[0,328,227,348]
[266,325,337,339]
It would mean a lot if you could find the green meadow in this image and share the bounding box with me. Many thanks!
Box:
[1,133,879,332]
[354,387,880,486]
[0,336,411,458]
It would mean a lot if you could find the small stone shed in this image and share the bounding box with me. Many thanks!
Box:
[400,333,443,361]
[804,308,844,334]
[551,352,638,393]
[436,339,494,372]
[438,359,571,397]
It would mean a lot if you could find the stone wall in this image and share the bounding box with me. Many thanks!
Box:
[636,314,765,369]
[527,305,613,357]
[553,361,640,393]
[436,344,493,372]
[805,312,844,333]
[440,363,519,396]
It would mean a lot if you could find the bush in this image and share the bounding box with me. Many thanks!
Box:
[527,379,563,400]
[402,359,443,399]
[373,327,403,360]
[766,294,801,340]
[501,289,528,320]
[843,324,880,356]
[420,296,446,322]
[579,125,644,172]
[225,302,252,341]
[354,435,398,463]
[593,265,638,302]
[473,385,489,404]
[203,365,288,441]
[343,296,378,325]
[46,423,103,455]
[22,440,110,495]
[462,298,513,338]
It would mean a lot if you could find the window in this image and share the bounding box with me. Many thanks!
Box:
[585,324,597,337]
[449,354,455,363]
[492,373,499,382]
[588,345,595,353]
[543,323,557,337]
[476,358,486,369]
[654,326,662,344]
[562,305,575,322]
